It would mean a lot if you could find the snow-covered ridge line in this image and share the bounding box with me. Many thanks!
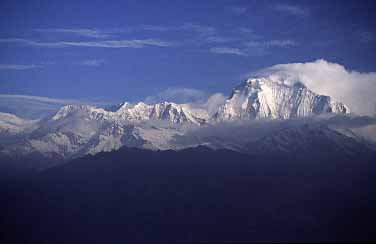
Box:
[0,75,352,162]
[52,101,209,125]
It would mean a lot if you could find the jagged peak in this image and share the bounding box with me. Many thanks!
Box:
[52,104,106,121]
[217,75,349,121]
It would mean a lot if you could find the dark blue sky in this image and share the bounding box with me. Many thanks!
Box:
[0,0,375,102]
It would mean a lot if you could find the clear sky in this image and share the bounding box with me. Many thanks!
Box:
[0,0,375,102]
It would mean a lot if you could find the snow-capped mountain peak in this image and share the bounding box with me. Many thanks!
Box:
[52,104,108,121]
[215,77,349,121]
[113,101,203,124]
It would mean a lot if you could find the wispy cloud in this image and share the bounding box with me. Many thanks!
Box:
[139,23,217,36]
[180,23,235,44]
[0,94,80,104]
[1,24,296,58]
[0,38,175,48]
[273,4,308,17]
[34,28,116,38]
[75,59,105,67]
[248,39,297,48]
[210,39,297,57]
[139,23,233,45]
[231,6,247,14]
[266,40,297,47]
[0,64,42,70]
[209,47,248,56]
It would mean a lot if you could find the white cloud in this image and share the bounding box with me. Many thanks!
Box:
[34,28,114,38]
[0,64,42,70]
[0,38,174,48]
[273,4,308,17]
[252,59,376,115]
[209,47,248,56]
[75,59,105,67]
[247,39,297,48]
[0,94,79,104]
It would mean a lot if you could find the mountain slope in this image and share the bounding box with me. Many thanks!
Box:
[2,146,376,243]
[244,124,371,158]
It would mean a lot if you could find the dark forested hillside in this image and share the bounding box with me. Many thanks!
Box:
[2,146,376,243]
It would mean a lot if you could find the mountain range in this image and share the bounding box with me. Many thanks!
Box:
[1,75,375,172]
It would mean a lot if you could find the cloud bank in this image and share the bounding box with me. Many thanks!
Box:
[253,59,376,115]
